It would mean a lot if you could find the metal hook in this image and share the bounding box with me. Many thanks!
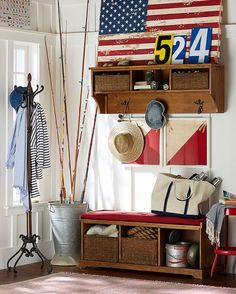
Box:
[194,99,204,114]
[33,85,39,95]
[122,99,130,114]
[33,85,44,98]
[118,99,130,122]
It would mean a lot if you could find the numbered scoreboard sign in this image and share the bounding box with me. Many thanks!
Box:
[171,35,187,64]
[154,34,173,64]
[189,27,212,64]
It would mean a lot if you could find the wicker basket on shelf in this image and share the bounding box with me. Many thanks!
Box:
[171,71,209,90]
[95,74,130,92]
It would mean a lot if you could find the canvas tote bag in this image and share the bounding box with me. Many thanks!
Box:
[151,173,215,217]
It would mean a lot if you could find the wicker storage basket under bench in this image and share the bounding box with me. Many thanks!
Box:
[80,211,213,279]
[83,235,118,263]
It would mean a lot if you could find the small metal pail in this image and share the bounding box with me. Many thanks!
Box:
[165,242,191,268]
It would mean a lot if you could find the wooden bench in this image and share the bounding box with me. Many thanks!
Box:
[79,211,213,279]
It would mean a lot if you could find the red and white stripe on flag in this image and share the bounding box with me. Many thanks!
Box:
[97,0,223,66]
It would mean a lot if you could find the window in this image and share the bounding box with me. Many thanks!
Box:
[12,42,40,205]
[13,42,39,92]
[14,45,27,86]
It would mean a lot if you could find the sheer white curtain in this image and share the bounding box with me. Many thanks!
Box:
[86,114,164,212]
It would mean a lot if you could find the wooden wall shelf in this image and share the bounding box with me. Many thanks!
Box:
[90,63,224,114]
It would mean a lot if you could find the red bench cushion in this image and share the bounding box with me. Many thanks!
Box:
[81,210,205,226]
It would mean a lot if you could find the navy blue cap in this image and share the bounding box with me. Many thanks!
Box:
[9,86,27,111]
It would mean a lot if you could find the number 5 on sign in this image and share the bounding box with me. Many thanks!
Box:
[154,34,173,64]
[189,27,212,63]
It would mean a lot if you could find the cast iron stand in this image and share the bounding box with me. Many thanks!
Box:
[7,74,52,274]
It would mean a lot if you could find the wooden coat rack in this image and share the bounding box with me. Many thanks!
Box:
[7,74,52,274]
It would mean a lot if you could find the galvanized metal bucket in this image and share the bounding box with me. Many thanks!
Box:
[48,201,88,266]
[165,242,191,268]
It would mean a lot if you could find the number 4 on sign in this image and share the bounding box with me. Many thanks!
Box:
[189,27,212,64]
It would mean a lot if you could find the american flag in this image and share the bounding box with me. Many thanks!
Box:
[97,0,223,66]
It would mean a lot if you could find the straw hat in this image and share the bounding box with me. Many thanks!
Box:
[108,122,144,163]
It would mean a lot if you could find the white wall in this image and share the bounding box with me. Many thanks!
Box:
[56,0,236,274]
[1,0,236,273]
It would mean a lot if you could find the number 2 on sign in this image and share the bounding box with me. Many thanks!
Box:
[154,34,173,64]
[189,27,212,63]
[171,35,187,64]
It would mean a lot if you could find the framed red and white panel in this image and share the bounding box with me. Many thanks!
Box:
[164,117,210,167]
[130,120,162,166]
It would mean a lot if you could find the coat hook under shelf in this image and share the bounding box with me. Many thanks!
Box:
[194,99,204,114]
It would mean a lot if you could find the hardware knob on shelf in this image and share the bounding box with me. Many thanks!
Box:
[194,99,204,114]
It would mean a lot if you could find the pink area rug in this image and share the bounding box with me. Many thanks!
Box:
[0,272,235,294]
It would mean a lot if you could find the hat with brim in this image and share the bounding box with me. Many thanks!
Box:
[145,100,166,129]
[108,122,144,163]
[10,86,27,111]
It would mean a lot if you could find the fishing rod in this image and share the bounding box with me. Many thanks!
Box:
[80,106,98,204]
[44,37,66,202]
[59,21,68,203]
[68,86,89,201]
[71,0,90,202]
[69,87,89,198]
[77,87,89,148]
[57,0,73,197]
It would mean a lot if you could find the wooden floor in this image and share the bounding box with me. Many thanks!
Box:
[0,262,236,288]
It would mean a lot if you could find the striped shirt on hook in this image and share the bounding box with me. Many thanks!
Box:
[30,102,50,198]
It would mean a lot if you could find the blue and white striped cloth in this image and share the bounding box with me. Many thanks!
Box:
[6,102,50,211]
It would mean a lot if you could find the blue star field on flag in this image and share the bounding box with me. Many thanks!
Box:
[99,0,148,35]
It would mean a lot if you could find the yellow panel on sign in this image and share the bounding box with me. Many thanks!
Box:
[154,34,174,65]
